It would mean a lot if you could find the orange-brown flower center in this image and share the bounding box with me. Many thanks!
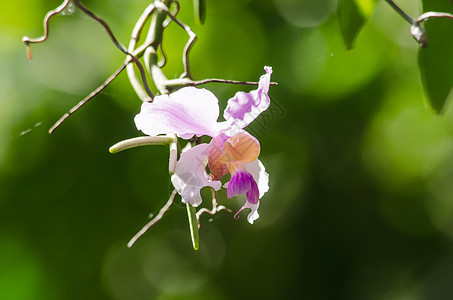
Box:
[208,132,260,180]
[221,133,260,164]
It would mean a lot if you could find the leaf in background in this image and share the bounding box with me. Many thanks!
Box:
[338,0,376,49]
[193,0,206,25]
[419,0,453,114]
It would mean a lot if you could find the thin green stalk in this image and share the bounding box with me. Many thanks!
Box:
[186,203,200,250]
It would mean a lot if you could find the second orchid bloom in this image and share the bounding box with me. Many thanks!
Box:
[134,67,273,224]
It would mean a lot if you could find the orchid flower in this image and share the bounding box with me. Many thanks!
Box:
[134,67,272,224]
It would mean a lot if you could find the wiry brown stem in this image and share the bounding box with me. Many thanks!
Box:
[49,63,127,134]
[192,78,278,86]
[127,189,177,248]
[127,3,156,102]
[384,0,414,25]
[196,189,232,229]
[384,0,453,48]
[417,11,453,23]
[155,1,197,79]
[49,38,156,134]
[22,0,71,60]
[72,0,154,98]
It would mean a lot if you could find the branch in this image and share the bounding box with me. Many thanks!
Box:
[48,37,155,134]
[72,0,154,98]
[109,136,175,153]
[384,0,414,25]
[22,0,71,60]
[163,77,278,91]
[127,3,156,102]
[23,0,154,98]
[49,63,126,134]
[196,189,231,229]
[417,11,453,23]
[384,0,453,48]
[155,1,197,79]
[127,189,177,248]
[191,78,278,86]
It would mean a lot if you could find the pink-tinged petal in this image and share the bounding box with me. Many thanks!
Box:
[135,87,221,139]
[227,170,260,224]
[227,171,253,199]
[207,133,229,180]
[233,159,268,224]
[234,202,260,224]
[171,143,221,207]
[246,179,259,205]
[243,159,269,198]
[223,66,273,130]
[221,132,260,164]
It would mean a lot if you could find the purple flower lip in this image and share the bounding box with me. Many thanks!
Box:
[227,171,259,205]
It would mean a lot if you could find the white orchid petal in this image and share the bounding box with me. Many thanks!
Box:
[223,67,272,131]
[231,159,268,224]
[243,159,269,198]
[171,143,222,207]
[235,202,260,224]
[135,87,222,139]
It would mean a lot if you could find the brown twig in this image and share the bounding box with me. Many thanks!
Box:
[384,0,453,48]
[412,12,453,48]
[49,63,127,134]
[384,0,414,25]
[72,0,154,98]
[417,11,453,23]
[127,189,177,248]
[155,1,197,79]
[127,3,156,102]
[162,78,278,91]
[22,0,71,60]
[196,189,232,229]
[192,78,278,86]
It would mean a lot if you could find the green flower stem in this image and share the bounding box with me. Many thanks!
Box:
[186,203,200,251]
[168,135,178,175]
[144,0,171,94]
[127,3,157,102]
[109,136,174,153]
[146,47,169,94]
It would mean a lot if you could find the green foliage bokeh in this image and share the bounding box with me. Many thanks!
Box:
[2,0,453,299]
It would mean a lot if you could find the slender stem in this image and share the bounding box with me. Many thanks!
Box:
[417,11,453,23]
[157,43,167,68]
[109,136,175,153]
[22,0,71,60]
[186,203,200,250]
[155,1,197,79]
[384,0,414,25]
[196,189,231,229]
[49,63,127,134]
[162,77,278,91]
[127,189,177,248]
[127,3,156,102]
[48,39,157,134]
[163,0,180,28]
[72,0,154,98]
[192,78,278,86]
[144,0,172,94]
[168,135,178,175]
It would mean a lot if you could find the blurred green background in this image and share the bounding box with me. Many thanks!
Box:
[2,0,453,299]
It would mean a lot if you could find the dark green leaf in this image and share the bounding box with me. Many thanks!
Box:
[338,0,376,49]
[419,0,453,113]
[193,0,206,25]
[338,0,365,49]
